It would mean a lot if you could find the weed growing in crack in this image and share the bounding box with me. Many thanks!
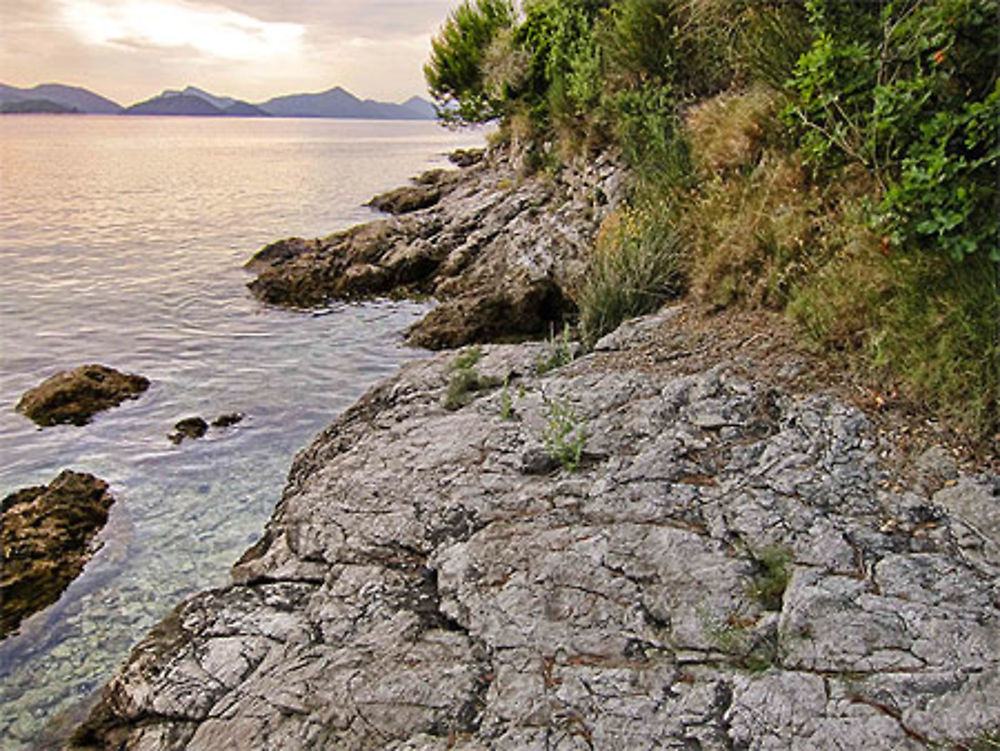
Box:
[536,323,575,375]
[746,545,792,611]
[959,731,1000,751]
[542,396,587,471]
[705,611,781,674]
[453,345,483,371]
[499,376,515,420]
[443,346,500,411]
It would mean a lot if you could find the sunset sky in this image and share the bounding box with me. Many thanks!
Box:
[0,0,457,105]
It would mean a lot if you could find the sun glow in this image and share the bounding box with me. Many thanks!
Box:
[60,0,304,60]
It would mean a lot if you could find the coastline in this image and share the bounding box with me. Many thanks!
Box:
[0,117,487,750]
[69,151,1000,750]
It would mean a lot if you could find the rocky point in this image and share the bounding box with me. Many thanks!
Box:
[246,148,626,349]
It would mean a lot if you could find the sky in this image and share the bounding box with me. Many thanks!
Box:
[0,0,458,105]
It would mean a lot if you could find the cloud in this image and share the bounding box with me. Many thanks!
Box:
[59,0,304,61]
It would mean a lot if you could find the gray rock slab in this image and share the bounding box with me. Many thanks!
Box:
[73,322,1000,749]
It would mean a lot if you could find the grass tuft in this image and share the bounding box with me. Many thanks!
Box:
[578,201,684,347]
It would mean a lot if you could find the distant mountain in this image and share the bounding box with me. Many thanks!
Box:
[0,98,79,114]
[126,87,268,117]
[222,101,270,117]
[162,85,238,110]
[258,87,436,120]
[0,83,122,113]
[0,81,437,120]
[124,94,227,116]
[401,96,437,119]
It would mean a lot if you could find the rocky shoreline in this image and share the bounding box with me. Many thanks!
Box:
[68,153,1000,749]
[246,147,625,349]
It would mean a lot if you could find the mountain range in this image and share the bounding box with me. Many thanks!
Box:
[0,83,437,120]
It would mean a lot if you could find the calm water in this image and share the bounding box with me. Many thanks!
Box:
[0,115,483,748]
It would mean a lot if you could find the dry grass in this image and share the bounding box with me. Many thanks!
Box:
[684,85,779,174]
[683,150,815,309]
[673,87,999,440]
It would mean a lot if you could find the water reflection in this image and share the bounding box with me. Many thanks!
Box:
[0,116,483,748]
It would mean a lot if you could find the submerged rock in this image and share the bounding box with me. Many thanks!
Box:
[1,471,114,639]
[246,148,626,348]
[72,308,1000,750]
[169,417,209,444]
[16,364,149,427]
[212,412,244,429]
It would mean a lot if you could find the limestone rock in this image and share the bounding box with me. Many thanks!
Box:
[246,148,628,348]
[16,364,149,427]
[72,311,1000,750]
[448,148,485,168]
[1,471,114,638]
[367,184,442,215]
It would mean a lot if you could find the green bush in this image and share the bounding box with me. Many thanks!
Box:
[786,0,1000,261]
[425,0,517,124]
[514,0,607,131]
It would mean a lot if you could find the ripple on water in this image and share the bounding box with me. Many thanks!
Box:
[0,115,483,749]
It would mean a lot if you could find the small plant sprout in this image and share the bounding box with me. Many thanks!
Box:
[452,345,483,371]
[499,375,515,420]
[536,323,575,374]
[442,345,499,411]
[542,396,587,471]
[746,545,792,611]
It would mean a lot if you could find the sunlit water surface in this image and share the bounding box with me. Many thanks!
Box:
[0,116,484,748]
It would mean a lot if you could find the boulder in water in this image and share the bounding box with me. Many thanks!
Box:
[16,364,149,427]
[1,471,115,639]
[169,417,209,444]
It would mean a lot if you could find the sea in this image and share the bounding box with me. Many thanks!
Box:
[0,115,485,749]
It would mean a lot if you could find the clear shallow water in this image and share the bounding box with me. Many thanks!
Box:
[0,115,484,748]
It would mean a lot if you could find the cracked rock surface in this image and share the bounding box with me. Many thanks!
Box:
[73,308,1000,750]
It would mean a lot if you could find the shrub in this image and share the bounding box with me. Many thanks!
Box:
[424,0,517,124]
[785,0,1000,261]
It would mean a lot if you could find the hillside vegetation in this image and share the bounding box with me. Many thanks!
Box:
[425,0,999,442]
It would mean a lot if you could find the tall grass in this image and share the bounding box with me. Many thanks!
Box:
[577,200,684,347]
